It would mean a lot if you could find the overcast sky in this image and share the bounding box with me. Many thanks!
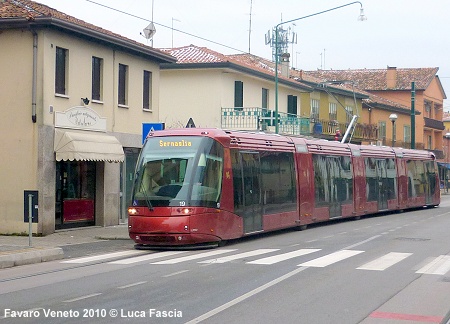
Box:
[37,0,450,110]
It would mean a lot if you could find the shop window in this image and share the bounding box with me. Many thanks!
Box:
[56,161,96,227]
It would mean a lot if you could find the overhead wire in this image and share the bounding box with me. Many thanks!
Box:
[85,0,246,53]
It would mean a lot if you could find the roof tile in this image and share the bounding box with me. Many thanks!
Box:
[305,67,439,91]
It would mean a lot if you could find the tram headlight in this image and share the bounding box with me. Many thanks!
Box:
[128,207,138,215]
[177,208,193,215]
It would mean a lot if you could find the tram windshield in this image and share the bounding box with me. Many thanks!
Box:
[132,136,224,208]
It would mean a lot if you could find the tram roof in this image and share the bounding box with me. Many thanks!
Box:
[146,128,435,160]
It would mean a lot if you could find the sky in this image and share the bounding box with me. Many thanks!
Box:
[37,0,450,110]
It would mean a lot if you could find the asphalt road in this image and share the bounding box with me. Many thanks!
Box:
[1,198,450,324]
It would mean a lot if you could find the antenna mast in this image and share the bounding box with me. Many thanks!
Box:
[248,0,253,53]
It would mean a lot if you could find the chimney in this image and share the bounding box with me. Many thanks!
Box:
[386,66,397,89]
[280,53,290,78]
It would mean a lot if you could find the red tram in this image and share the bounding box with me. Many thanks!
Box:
[128,128,440,247]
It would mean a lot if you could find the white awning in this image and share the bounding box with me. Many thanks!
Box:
[54,129,124,162]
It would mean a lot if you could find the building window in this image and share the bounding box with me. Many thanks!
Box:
[118,63,128,106]
[143,70,152,110]
[92,56,103,101]
[329,102,337,121]
[310,99,319,120]
[378,121,386,140]
[287,95,298,115]
[403,125,411,143]
[234,81,243,108]
[345,106,353,123]
[55,47,68,95]
[262,88,268,109]
[424,100,432,118]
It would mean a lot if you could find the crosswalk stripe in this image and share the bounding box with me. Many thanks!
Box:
[357,252,412,271]
[247,249,321,265]
[62,250,145,264]
[416,255,450,275]
[151,249,237,264]
[198,249,279,264]
[108,251,186,264]
[298,249,364,267]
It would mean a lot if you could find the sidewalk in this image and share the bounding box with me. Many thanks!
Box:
[0,224,130,269]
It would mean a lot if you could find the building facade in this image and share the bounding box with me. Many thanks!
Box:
[307,67,447,156]
[0,0,175,234]
[160,45,372,141]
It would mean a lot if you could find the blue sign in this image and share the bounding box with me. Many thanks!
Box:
[142,123,165,144]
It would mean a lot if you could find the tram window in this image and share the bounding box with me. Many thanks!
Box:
[260,152,296,213]
[231,150,244,214]
[365,157,379,202]
[385,158,397,200]
[132,136,224,207]
[407,160,426,197]
[231,150,296,215]
[313,155,353,207]
[426,161,437,196]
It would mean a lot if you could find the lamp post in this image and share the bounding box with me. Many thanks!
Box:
[389,113,398,147]
[273,1,366,133]
[171,17,180,48]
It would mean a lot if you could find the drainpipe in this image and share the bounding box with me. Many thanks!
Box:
[31,29,37,123]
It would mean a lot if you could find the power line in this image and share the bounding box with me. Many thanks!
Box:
[85,0,245,53]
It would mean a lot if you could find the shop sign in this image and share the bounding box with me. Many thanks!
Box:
[55,106,107,132]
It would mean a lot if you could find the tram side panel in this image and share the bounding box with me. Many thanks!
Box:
[350,155,367,217]
[395,156,408,210]
[296,151,315,226]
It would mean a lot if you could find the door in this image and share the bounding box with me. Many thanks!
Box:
[240,152,263,233]
[377,159,389,210]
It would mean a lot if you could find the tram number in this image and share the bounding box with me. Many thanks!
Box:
[179,201,186,206]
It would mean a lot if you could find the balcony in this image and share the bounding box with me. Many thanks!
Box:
[423,117,445,130]
[221,107,379,142]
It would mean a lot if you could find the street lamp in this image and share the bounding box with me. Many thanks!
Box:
[389,113,398,147]
[273,1,366,133]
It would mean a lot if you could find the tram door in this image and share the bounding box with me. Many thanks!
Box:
[240,152,263,233]
[377,159,389,210]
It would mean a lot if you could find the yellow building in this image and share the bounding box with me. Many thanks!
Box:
[0,0,175,234]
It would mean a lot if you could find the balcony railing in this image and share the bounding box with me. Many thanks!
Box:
[220,107,432,152]
[221,107,379,141]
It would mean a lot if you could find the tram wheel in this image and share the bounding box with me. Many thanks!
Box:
[295,224,308,231]
[218,240,227,247]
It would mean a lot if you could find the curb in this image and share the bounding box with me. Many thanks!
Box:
[0,247,64,269]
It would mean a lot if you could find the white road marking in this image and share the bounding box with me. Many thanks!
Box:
[184,267,309,324]
[117,281,147,289]
[416,255,450,275]
[247,249,321,265]
[298,249,364,267]
[163,270,189,277]
[151,249,237,264]
[63,293,102,303]
[62,250,145,263]
[357,252,412,271]
[108,251,186,264]
[198,249,279,264]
